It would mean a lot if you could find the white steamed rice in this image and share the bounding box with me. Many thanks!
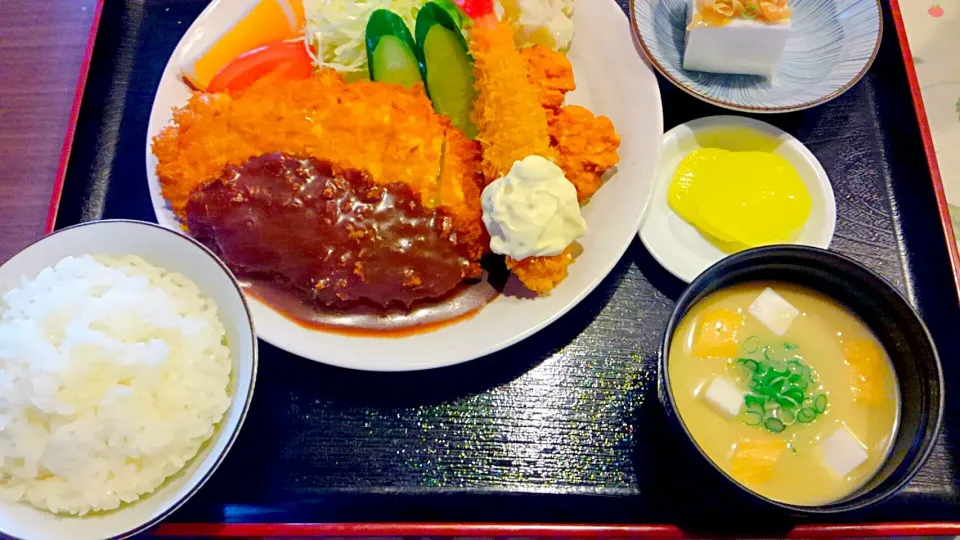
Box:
[0,255,231,515]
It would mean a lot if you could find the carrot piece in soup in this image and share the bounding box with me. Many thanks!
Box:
[692,308,744,358]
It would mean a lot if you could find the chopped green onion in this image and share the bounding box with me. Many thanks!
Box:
[745,395,765,411]
[764,417,785,433]
[736,338,828,433]
[797,408,817,423]
[742,3,761,19]
[814,394,828,413]
[777,395,800,409]
[738,358,761,372]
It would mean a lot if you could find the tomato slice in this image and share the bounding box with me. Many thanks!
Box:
[207,40,313,94]
[453,0,494,19]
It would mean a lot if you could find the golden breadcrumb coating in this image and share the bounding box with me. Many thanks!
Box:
[521,45,575,111]
[469,21,556,184]
[549,105,621,203]
[152,69,486,273]
[506,246,578,295]
[439,124,488,262]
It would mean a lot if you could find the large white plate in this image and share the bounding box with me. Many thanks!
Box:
[145,0,663,371]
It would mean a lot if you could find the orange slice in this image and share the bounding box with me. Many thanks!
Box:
[181,0,305,91]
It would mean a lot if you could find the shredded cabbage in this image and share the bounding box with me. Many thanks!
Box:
[303,0,426,77]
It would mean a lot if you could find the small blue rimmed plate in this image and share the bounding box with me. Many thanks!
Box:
[630,0,882,113]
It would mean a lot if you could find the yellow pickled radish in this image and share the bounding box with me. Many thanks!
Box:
[667,147,812,249]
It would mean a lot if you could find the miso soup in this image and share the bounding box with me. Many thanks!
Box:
[668,282,900,506]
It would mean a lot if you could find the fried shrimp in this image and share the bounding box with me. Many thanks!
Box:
[469,20,556,184]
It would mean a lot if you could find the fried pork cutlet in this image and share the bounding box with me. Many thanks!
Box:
[152,69,486,267]
[469,21,556,184]
[549,105,621,203]
[440,125,488,262]
[521,45,575,111]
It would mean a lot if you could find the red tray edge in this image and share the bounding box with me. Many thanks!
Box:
[889,0,960,300]
[149,522,960,538]
[45,0,104,234]
[48,0,960,537]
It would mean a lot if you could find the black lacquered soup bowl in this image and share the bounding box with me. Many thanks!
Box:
[658,246,944,515]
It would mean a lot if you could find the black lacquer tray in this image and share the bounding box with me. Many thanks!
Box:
[52,0,960,534]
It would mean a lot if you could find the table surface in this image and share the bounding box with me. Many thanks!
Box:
[899,0,960,247]
[0,0,98,261]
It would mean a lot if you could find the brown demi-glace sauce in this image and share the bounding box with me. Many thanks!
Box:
[186,153,496,335]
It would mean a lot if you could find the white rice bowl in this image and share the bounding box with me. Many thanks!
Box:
[0,254,231,516]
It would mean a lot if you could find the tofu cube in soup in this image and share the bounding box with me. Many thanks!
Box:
[820,426,869,478]
[683,0,791,77]
[692,308,743,358]
[748,288,799,336]
[702,376,744,418]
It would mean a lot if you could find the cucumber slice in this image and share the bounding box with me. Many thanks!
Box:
[416,4,477,137]
[431,0,467,32]
[371,36,423,88]
[415,2,468,51]
[366,9,423,88]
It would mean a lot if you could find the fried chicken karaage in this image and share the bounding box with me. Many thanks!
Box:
[549,105,621,203]
[521,45,575,111]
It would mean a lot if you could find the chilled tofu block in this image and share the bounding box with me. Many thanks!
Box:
[702,376,743,418]
[820,426,869,478]
[748,288,799,336]
[683,0,790,77]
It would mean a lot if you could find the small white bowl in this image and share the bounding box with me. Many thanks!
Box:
[639,116,836,283]
[0,220,256,540]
